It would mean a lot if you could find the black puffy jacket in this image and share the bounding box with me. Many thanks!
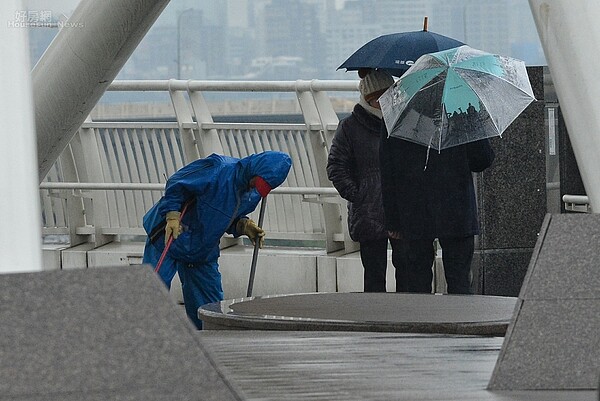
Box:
[327,104,387,242]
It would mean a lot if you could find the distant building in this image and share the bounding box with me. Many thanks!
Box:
[179,9,227,79]
[261,0,323,79]
[122,25,177,79]
[432,0,545,65]
[325,0,381,79]
[27,0,546,92]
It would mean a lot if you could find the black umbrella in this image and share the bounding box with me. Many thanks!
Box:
[338,17,464,77]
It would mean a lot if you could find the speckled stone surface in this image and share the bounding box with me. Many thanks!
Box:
[523,214,600,299]
[489,214,600,390]
[0,266,242,401]
[479,249,533,297]
[475,66,547,296]
[479,101,546,250]
[528,66,545,101]
[491,299,600,390]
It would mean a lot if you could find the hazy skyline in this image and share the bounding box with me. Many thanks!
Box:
[22,0,546,83]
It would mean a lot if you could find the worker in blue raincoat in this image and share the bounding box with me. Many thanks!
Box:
[143,151,292,329]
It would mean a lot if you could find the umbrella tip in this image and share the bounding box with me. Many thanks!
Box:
[423,16,428,31]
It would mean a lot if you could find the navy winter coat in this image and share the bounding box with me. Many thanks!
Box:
[380,132,494,240]
[327,104,387,242]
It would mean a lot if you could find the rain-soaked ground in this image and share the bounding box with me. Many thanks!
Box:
[199,330,597,401]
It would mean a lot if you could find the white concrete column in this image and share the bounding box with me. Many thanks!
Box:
[0,0,43,273]
[32,0,171,182]
[529,0,600,212]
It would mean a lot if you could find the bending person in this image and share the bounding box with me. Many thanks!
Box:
[142,151,292,329]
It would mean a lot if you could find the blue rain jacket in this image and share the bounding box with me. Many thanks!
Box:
[142,151,292,286]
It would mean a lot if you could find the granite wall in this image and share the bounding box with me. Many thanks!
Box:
[473,66,588,296]
[488,214,600,390]
[557,107,587,206]
[473,66,547,296]
[544,66,587,213]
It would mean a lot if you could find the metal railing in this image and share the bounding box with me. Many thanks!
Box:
[562,194,591,213]
[40,79,360,254]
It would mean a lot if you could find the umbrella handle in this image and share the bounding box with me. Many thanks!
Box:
[246,196,267,298]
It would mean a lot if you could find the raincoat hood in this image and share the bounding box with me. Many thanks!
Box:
[235,151,291,191]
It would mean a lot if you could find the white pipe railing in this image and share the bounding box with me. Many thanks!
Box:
[108,79,359,92]
[562,194,591,213]
[40,182,339,196]
[41,79,359,256]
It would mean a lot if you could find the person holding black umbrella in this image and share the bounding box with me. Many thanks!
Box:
[327,69,407,292]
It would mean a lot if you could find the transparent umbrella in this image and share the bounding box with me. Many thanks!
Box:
[379,45,536,151]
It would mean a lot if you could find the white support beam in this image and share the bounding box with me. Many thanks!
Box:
[32,0,171,182]
[1,0,43,273]
[529,0,600,212]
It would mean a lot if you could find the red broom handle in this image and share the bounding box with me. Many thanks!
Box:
[154,201,191,273]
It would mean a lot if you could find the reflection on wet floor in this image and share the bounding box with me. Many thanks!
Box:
[199,331,596,401]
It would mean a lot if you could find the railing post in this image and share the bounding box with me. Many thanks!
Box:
[187,85,224,157]
[57,142,88,247]
[77,119,114,247]
[169,80,200,164]
[311,81,360,254]
[296,82,348,253]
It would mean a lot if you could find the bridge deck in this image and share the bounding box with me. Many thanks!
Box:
[199,331,596,401]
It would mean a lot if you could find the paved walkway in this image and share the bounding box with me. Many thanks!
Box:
[199,331,597,401]
[197,293,597,399]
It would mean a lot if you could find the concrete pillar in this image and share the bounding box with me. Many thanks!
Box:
[32,0,170,182]
[1,0,43,273]
[529,0,600,212]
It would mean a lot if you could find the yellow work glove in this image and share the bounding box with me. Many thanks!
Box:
[237,218,265,248]
[165,211,182,245]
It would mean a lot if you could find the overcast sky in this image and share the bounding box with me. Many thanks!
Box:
[23,0,79,14]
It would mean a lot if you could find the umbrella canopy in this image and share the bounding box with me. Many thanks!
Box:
[338,30,464,77]
[379,45,536,151]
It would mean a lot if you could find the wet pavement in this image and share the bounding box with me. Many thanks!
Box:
[197,292,598,399]
[199,330,597,401]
